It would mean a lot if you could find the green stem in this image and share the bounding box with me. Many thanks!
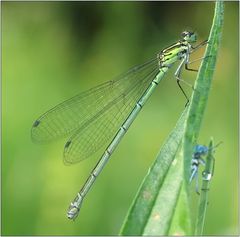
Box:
[120,2,224,235]
[182,1,224,192]
[181,1,224,233]
[195,139,215,235]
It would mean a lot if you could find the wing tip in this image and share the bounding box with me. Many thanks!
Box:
[63,140,74,165]
[65,140,72,149]
[63,140,87,165]
[33,120,41,128]
[31,120,42,143]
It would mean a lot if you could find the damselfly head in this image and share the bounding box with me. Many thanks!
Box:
[194,141,223,156]
[181,31,197,43]
[194,145,209,155]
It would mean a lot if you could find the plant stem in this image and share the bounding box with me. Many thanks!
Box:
[182,1,224,192]
[181,1,224,233]
[195,139,215,235]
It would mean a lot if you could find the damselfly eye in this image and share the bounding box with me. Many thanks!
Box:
[189,31,195,36]
[181,31,188,38]
[181,31,197,43]
[181,31,195,38]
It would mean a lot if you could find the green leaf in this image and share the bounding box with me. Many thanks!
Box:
[120,109,188,235]
[181,1,224,234]
[182,1,224,189]
[120,2,224,235]
[167,184,192,235]
[194,139,220,235]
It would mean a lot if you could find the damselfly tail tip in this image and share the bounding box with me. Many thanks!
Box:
[67,203,80,221]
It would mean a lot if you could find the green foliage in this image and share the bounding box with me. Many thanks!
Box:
[195,139,216,235]
[120,2,224,235]
[120,110,188,235]
[2,1,237,235]
[182,0,224,191]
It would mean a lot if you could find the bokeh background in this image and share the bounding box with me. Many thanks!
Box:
[2,1,238,235]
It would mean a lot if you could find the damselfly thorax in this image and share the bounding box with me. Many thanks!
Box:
[158,33,196,68]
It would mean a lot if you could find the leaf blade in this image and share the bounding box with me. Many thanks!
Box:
[120,109,188,235]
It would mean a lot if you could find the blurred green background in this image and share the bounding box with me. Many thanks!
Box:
[2,1,238,235]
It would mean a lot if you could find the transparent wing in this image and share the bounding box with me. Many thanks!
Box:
[31,58,158,142]
[63,62,160,164]
[31,57,160,163]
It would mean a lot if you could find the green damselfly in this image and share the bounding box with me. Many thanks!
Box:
[32,31,207,220]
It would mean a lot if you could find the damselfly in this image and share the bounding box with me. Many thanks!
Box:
[190,142,222,194]
[32,31,207,220]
